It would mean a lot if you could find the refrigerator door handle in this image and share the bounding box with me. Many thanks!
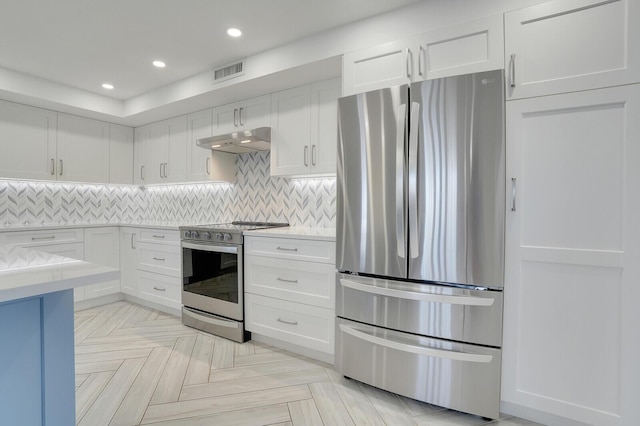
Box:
[340,278,495,306]
[396,103,407,259]
[408,101,421,259]
[338,323,493,363]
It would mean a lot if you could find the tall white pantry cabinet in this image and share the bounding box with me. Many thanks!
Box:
[501,1,640,425]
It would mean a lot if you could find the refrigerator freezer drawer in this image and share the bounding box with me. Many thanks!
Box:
[335,317,501,420]
[336,273,503,347]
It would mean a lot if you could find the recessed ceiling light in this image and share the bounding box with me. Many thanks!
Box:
[227,28,242,37]
[102,83,114,90]
[153,60,166,68]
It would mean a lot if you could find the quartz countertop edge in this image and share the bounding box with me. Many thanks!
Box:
[244,226,336,241]
[0,245,120,303]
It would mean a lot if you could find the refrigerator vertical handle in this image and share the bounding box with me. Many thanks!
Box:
[408,102,421,259]
[396,103,407,259]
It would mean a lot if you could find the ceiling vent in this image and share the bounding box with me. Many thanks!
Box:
[212,59,245,83]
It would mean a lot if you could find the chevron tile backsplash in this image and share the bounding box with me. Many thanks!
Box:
[0,151,336,227]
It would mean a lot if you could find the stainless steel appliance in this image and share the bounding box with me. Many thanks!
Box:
[335,70,505,419]
[181,221,287,342]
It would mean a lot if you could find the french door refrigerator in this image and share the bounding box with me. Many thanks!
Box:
[335,70,505,419]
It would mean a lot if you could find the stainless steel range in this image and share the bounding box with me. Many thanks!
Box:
[180,221,288,342]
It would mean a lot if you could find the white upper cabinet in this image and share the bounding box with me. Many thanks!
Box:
[270,84,312,176]
[421,14,504,81]
[57,113,110,183]
[186,109,235,183]
[133,125,148,185]
[109,124,133,184]
[0,100,57,181]
[309,79,341,175]
[342,14,504,96]
[270,78,341,177]
[342,38,420,96]
[145,116,187,184]
[505,0,640,99]
[212,94,271,135]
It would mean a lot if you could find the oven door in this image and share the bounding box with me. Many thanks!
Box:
[182,241,243,321]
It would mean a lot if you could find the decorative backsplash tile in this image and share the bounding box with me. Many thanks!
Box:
[0,151,336,228]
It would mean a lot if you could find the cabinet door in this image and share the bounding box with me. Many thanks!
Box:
[342,38,419,96]
[0,100,57,180]
[165,115,187,183]
[119,228,138,296]
[187,109,235,182]
[57,114,110,183]
[270,85,311,176]
[238,94,271,130]
[133,125,148,185]
[109,124,133,184]
[146,116,188,184]
[502,85,640,425]
[213,95,271,134]
[310,78,341,175]
[146,121,168,184]
[83,227,120,299]
[505,0,640,99]
[422,14,503,80]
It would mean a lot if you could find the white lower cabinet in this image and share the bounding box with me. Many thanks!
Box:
[119,228,139,297]
[134,228,181,311]
[138,271,181,311]
[83,227,120,300]
[244,235,336,360]
[502,84,640,426]
[245,293,334,354]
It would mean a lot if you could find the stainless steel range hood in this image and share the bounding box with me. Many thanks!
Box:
[197,127,271,154]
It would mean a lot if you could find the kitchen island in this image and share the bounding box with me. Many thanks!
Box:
[0,245,119,426]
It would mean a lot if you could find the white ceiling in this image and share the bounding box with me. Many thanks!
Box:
[0,0,421,101]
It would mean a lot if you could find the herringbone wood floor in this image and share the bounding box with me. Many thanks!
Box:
[74,301,541,426]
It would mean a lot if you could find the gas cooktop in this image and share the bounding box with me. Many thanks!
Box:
[180,221,289,244]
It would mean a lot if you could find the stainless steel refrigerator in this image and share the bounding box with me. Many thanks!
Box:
[335,70,505,419]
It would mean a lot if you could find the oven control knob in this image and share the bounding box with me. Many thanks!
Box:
[202,232,212,240]
[191,231,199,239]
[223,233,233,242]
[216,232,223,241]
[183,230,191,239]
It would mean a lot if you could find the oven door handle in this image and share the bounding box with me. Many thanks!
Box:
[182,241,238,254]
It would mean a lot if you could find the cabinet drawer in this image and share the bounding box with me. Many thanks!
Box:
[244,236,335,264]
[245,293,334,354]
[0,228,83,247]
[138,242,181,276]
[138,271,181,310]
[335,317,501,419]
[137,229,180,244]
[245,256,335,308]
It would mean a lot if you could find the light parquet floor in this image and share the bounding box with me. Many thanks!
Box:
[74,301,543,426]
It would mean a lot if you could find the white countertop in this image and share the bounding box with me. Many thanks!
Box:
[0,245,120,303]
[244,226,336,241]
[0,221,197,232]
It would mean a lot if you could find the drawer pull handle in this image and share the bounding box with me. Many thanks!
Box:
[152,257,166,261]
[277,318,298,326]
[276,246,298,252]
[277,277,298,283]
[31,236,56,241]
[152,235,165,239]
[153,286,166,292]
